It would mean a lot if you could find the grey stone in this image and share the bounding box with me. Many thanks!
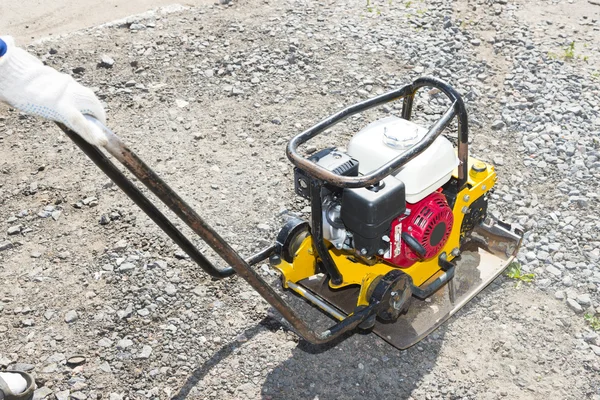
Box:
[577,293,592,306]
[98,361,112,373]
[567,298,583,313]
[117,338,134,349]
[7,363,35,371]
[0,241,13,252]
[554,291,565,300]
[138,345,152,359]
[165,284,177,296]
[537,278,551,288]
[70,392,87,400]
[257,223,270,231]
[41,363,57,373]
[98,338,113,347]
[130,23,146,30]
[7,225,22,235]
[150,260,168,269]
[137,308,150,317]
[101,264,114,272]
[113,239,128,251]
[55,390,70,400]
[491,121,505,130]
[546,265,562,277]
[46,353,65,363]
[21,318,34,327]
[100,56,114,68]
[51,210,62,221]
[583,331,599,344]
[118,262,136,272]
[81,197,98,206]
[64,310,79,323]
[175,99,189,108]
[38,211,52,218]
[32,387,53,400]
[29,182,38,194]
[117,305,133,319]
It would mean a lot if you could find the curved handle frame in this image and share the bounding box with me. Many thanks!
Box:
[287,76,469,190]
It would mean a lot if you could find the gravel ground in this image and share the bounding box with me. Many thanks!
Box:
[1,0,599,399]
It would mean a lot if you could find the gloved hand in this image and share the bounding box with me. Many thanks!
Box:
[0,36,107,146]
[0,371,34,400]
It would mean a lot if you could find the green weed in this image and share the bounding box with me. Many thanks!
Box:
[365,0,382,14]
[564,41,575,60]
[505,262,535,286]
[584,314,600,332]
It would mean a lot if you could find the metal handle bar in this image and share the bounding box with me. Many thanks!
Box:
[57,118,380,344]
[286,76,469,189]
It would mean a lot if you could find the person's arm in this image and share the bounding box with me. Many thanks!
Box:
[0,36,107,146]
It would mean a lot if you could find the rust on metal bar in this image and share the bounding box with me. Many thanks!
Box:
[58,119,375,345]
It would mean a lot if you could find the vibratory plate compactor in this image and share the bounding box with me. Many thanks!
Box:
[60,77,523,349]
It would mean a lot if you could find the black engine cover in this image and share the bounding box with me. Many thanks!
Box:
[341,176,406,257]
[294,148,359,199]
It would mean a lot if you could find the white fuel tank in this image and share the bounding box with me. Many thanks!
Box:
[347,116,458,204]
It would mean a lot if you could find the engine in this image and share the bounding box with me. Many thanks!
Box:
[294,116,459,269]
[385,191,454,267]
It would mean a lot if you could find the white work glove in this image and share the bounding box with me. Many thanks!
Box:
[0,36,107,146]
[0,372,28,396]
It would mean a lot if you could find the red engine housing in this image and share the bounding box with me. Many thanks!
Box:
[385,191,453,268]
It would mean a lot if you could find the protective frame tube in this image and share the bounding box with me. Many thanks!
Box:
[286,76,469,190]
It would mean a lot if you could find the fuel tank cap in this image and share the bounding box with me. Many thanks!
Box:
[382,119,422,149]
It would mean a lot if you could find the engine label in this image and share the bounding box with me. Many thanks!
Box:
[393,222,402,257]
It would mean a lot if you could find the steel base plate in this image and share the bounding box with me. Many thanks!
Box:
[298,219,523,349]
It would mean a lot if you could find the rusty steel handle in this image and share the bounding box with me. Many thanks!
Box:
[57,118,378,345]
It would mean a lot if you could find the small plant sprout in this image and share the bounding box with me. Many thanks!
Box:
[505,262,535,286]
[564,41,575,60]
[584,314,600,332]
